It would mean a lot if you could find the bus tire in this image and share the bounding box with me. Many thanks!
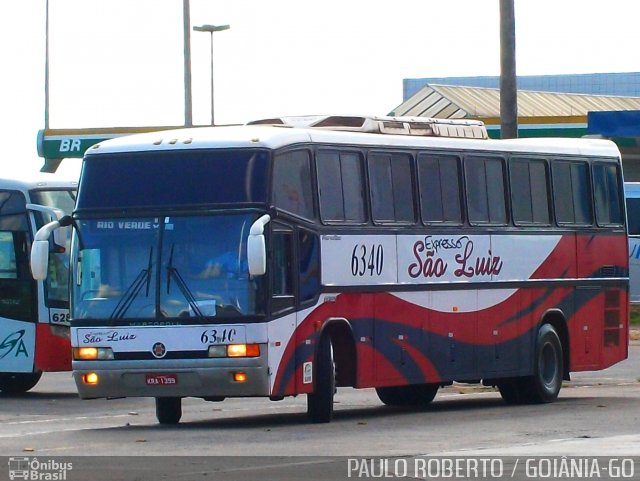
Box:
[497,380,523,404]
[376,383,438,406]
[522,324,564,403]
[376,386,404,405]
[307,334,335,423]
[0,371,43,394]
[155,397,182,424]
[413,383,439,404]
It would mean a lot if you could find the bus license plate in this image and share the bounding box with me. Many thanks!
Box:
[145,374,178,386]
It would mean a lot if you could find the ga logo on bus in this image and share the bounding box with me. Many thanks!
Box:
[0,330,29,359]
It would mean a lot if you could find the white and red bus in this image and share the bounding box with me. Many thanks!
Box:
[31,115,628,423]
[0,174,76,393]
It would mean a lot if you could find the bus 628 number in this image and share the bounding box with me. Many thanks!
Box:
[351,244,384,277]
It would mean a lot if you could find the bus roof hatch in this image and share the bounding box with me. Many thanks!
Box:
[246,115,488,139]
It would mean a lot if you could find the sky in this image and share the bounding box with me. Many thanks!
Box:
[1,0,639,177]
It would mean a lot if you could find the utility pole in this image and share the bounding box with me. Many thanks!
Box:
[183,0,193,127]
[499,0,518,139]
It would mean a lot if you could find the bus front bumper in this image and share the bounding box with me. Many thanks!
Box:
[72,357,270,399]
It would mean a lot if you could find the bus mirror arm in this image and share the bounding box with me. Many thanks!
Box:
[30,218,68,281]
[247,214,271,277]
[27,203,72,248]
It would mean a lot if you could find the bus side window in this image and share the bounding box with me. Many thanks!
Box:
[418,153,462,224]
[272,150,314,220]
[465,156,507,225]
[627,198,640,235]
[593,162,623,226]
[298,229,319,304]
[553,160,593,226]
[316,151,366,223]
[368,152,415,224]
[271,229,295,315]
[510,158,551,225]
[0,191,35,321]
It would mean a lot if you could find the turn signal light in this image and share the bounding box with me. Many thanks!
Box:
[226,344,260,358]
[233,372,247,383]
[73,347,114,360]
[208,344,261,358]
[82,372,99,385]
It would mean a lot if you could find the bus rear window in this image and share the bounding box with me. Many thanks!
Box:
[77,149,268,210]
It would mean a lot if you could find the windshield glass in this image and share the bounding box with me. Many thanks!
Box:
[30,189,77,307]
[76,149,269,210]
[72,213,264,320]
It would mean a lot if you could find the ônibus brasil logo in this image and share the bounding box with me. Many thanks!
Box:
[0,330,29,359]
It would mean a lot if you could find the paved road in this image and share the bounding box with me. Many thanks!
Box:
[0,345,638,480]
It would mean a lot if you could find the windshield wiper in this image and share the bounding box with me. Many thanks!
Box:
[110,247,154,320]
[166,244,205,318]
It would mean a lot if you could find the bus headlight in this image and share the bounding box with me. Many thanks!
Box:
[73,347,114,360]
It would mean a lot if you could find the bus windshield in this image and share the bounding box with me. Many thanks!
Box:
[76,149,269,210]
[72,212,264,320]
[30,189,76,308]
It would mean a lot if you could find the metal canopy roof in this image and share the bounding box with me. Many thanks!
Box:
[390,84,640,119]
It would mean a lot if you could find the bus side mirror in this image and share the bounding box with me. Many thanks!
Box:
[247,214,271,277]
[30,216,72,281]
[31,240,50,280]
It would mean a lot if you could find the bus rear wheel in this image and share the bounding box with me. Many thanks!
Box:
[155,397,182,424]
[496,379,523,404]
[307,333,335,423]
[524,323,564,403]
[0,371,42,394]
[376,383,439,406]
[498,324,563,404]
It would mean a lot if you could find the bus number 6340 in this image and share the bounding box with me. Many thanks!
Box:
[351,244,384,277]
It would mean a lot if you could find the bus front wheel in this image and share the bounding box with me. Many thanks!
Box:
[307,333,335,423]
[0,371,43,394]
[155,397,182,424]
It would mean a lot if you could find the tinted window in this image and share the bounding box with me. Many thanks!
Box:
[593,162,623,226]
[273,150,314,219]
[553,161,593,225]
[77,150,269,210]
[418,154,462,224]
[272,231,293,297]
[298,229,319,303]
[316,151,366,223]
[510,158,551,225]
[627,198,640,235]
[0,191,34,321]
[368,152,415,223]
[0,191,29,231]
[271,229,295,315]
[465,156,506,224]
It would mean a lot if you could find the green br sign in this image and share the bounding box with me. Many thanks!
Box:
[37,131,110,159]
[37,127,182,159]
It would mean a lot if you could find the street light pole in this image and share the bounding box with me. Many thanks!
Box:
[45,0,50,130]
[193,24,230,126]
[183,0,193,127]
